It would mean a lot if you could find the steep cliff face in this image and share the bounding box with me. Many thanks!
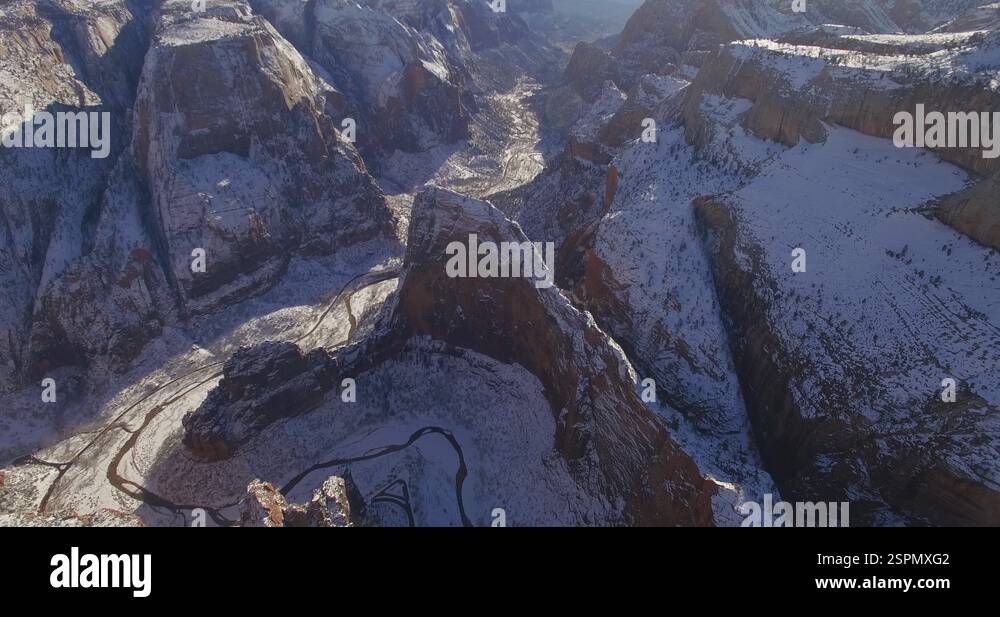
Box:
[933,172,1000,251]
[565,42,621,102]
[0,0,149,115]
[886,0,989,32]
[132,2,394,315]
[250,0,555,158]
[678,26,1000,254]
[27,166,174,378]
[241,475,358,527]
[3,0,998,529]
[307,0,473,154]
[618,0,984,51]
[548,78,1000,524]
[24,1,396,381]
[182,342,337,460]
[685,34,1000,176]
[498,0,1000,526]
[0,0,151,386]
[398,188,717,525]
[183,186,719,525]
[695,181,1000,524]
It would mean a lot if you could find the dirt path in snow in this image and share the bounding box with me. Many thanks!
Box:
[12,266,478,526]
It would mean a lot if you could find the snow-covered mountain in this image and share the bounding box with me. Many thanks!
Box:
[1,0,998,527]
[500,0,1000,524]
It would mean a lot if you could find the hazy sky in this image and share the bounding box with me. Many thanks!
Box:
[552,0,646,29]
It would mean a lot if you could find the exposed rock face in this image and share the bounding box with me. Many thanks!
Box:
[182,342,336,461]
[390,188,717,525]
[933,2,1000,33]
[4,0,561,392]
[499,0,1000,527]
[684,35,1000,176]
[133,2,394,315]
[28,164,176,378]
[5,0,998,531]
[0,0,150,386]
[184,186,717,525]
[613,0,986,87]
[251,0,478,156]
[310,0,474,153]
[241,476,357,527]
[565,42,621,102]
[250,0,560,160]
[694,196,1000,525]
[492,76,688,254]
[16,0,397,382]
[618,0,984,58]
[0,0,148,115]
[933,172,1000,251]
[885,0,989,32]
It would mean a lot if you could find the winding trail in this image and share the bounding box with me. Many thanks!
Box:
[281,426,472,527]
[368,479,415,527]
[12,265,473,527]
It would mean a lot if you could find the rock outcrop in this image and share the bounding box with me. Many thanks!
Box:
[684,34,1000,176]
[500,0,1000,527]
[241,475,358,527]
[133,2,394,315]
[565,42,621,102]
[182,342,336,460]
[396,188,715,525]
[618,0,984,58]
[19,0,397,381]
[253,0,530,156]
[933,172,1000,251]
[0,0,150,386]
[184,186,718,525]
[695,195,1000,525]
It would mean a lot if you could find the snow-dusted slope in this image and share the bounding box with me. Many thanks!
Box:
[3,0,999,527]
[500,0,1000,524]
[0,0,149,389]
[697,124,999,524]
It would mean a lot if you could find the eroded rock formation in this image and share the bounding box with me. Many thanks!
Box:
[241,475,359,527]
